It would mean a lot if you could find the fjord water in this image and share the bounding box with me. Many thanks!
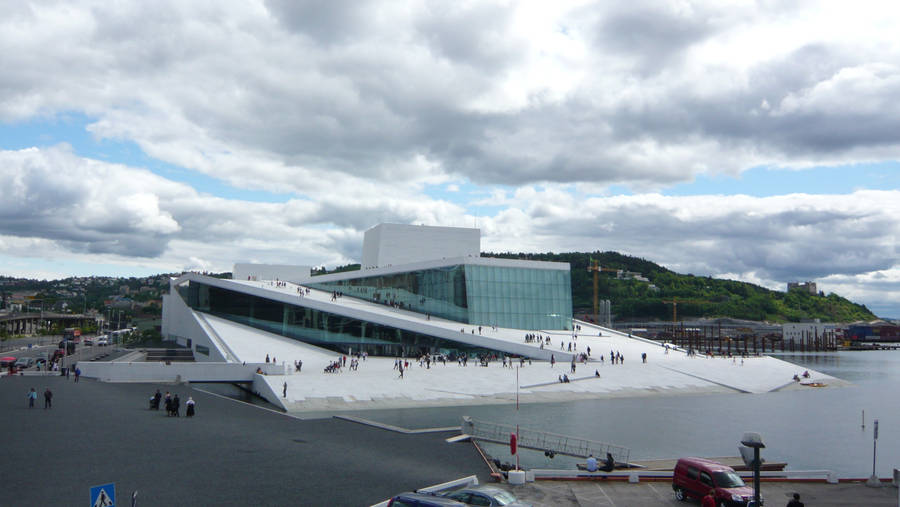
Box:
[330,351,900,478]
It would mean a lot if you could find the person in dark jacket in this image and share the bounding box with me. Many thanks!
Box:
[44,388,53,409]
[172,394,181,417]
[786,493,804,507]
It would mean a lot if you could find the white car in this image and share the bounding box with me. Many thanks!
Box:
[96,336,109,346]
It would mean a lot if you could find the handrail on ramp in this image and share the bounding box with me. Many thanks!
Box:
[462,416,630,464]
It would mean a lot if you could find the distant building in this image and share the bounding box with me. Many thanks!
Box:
[787,281,817,294]
[782,322,838,344]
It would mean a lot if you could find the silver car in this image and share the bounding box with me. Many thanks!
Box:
[442,486,532,507]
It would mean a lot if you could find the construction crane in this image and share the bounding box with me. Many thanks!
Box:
[661,297,711,323]
[586,260,620,320]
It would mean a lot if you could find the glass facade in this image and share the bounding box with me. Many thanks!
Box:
[307,264,572,330]
[177,281,499,358]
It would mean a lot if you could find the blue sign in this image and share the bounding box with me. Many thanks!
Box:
[90,483,115,507]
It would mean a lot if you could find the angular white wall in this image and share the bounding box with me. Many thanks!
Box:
[362,223,480,269]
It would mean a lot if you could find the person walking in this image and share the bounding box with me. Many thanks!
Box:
[74,366,81,383]
[185,397,196,417]
[172,394,181,417]
[283,381,287,398]
[27,388,37,408]
[43,388,53,409]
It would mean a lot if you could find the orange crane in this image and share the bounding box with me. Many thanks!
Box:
[661,297,711,323]
[586,260,620,320]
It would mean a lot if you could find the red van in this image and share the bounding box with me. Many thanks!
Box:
[672,457,760,506]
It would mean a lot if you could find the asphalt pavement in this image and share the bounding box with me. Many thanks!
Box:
[0,375,490,506]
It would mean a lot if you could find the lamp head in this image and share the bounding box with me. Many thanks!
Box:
[740,432,765,449]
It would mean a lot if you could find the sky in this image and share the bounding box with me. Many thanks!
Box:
[1,1,899,318]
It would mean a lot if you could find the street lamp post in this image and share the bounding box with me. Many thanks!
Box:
[866,419,880,487]
[739,432,765,507]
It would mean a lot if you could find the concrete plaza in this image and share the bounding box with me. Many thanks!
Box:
[0,374,488,506]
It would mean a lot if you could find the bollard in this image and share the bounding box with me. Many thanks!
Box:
[507,470,526,485]
[628,473,639,483]
[827,471,838,484]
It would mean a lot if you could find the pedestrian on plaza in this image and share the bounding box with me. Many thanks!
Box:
[786,493,804,507]
[283,382,287,398]
[44,388,53,409]
[185,397,196,417]
[701,489,716,507]
[398,363,404,379]
[74,366,81,382]
[164,392,172,416]
[152,389,162,410]
[550,354,555,368]
[265,354,270,363]
[27,387,37,408]
[172,394,181,417]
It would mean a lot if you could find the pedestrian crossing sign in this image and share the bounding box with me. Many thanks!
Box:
[90,483,115,507]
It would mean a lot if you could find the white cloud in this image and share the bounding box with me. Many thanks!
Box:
[3,1,900,191]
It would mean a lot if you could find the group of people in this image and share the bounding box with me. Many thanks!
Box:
[26,387,53,409]
[149,389,195,417]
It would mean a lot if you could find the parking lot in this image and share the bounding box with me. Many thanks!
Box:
[507,478,899,506]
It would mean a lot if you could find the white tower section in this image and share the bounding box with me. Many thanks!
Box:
[362,224,481,269]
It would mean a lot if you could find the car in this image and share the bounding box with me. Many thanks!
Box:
[14,357,35,369]
[387,492,467,507]
[96,337,109,346]
[673,457,760,506]
[83,338,93,346]
[442,486,532,507]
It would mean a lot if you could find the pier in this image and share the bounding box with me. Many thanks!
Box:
[462,416,631,464]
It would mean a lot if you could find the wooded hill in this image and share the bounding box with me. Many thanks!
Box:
[484,251,877,323]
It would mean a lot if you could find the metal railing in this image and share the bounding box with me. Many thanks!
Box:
[462,416,630,464]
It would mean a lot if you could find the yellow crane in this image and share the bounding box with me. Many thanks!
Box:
[586,259,620,320]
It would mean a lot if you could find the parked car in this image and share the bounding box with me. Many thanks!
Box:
[96,336,109,346]
[83,338,93,346]
[672,457,760,506]
[14,357,35,369]
[442,486,532,507]
[1,356,18,369]
[387,492,467,507]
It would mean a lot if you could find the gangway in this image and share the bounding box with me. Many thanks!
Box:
[461,416,630,464]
